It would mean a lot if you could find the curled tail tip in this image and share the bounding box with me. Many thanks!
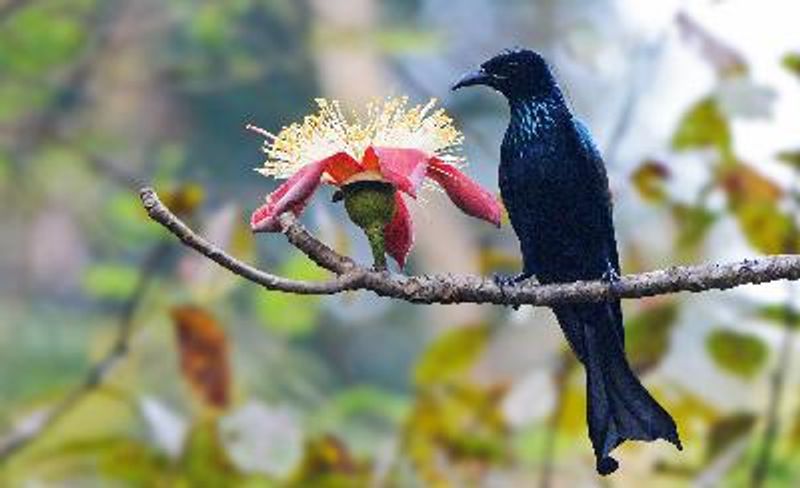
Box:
[597,456,619,476]
[660,424,683,451]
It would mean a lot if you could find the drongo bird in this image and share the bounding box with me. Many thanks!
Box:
[452,48,681,475]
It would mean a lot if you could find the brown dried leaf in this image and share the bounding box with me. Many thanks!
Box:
[632,160,671,203]
[719,163,798,254]
[720,164,782,203]
[171,305,231,409]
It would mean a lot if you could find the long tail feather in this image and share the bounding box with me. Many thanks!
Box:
[554,303,681,475]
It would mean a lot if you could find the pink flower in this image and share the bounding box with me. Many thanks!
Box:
[248,97,501,268]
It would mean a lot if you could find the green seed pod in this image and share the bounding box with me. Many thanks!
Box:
[339,180,396,270]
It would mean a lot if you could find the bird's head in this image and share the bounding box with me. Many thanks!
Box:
[451,48,555,100]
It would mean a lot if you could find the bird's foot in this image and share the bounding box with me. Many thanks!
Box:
[601,268,620,283]
[492,272,534,310]
[492,272,531,287]
[601,265,621,295]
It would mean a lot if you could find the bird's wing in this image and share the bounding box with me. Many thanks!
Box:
[573,118,625,342]
[573,118,620,275]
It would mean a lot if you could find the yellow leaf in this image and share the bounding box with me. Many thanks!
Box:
[706,412,756,461]
[161,183,204,218]
[414,324,490,387]
[672,97,732,158]
[289,435,369,487]
[719,164,798,254]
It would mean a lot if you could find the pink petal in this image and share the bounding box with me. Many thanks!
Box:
[384,194,414,268]
[372,147,429,197]
[426,158,502,227]
[251,152,359,232]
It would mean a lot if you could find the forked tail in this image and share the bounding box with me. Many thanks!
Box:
[554,303,682,475]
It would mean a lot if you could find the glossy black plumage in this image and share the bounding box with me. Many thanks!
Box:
[453,49,681,475]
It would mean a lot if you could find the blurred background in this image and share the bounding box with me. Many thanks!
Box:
[1,0,799,486]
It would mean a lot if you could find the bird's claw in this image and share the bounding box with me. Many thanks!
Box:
[601,267,620,283]
[601,265,621,296]
[492,272,533,310]
[492,272,532,287]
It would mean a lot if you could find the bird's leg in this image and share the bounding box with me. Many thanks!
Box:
[492,272,535,310]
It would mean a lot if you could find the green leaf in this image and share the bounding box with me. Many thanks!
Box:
[312,387,410,454]
[181,419,241,486]
[0,148,9,184]
[782,52,800,78]
[317,386,409,426]
[414,324,489,387]
[100,193,163,248]
[253,254,327,337]
[706,412,756,461]
[758,305,800,329]
[190,4,233,47]
[671,204,717,252]
[25,436,170,484]
[0,6,86,77]
[790,407,800,447]
[672,97,732,159]
[706,329,768,379]
[625,302,679,373]
[374,29,442,54]
[82,264,139,300]
[777,149,800,169]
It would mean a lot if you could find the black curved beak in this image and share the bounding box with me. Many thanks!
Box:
[451,68,491,91]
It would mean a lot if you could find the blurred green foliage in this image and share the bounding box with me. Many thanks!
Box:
[706,329,768,380]
[2,1,800,486]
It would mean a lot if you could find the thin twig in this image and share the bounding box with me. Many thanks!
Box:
[538,355,573,488]
[140,188,366,295]
[140,186,800,307]
[750,318,794,488]
[0,242,169,462]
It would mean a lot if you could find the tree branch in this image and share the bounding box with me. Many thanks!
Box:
[140,188,366,295]
[140,187,800,306]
